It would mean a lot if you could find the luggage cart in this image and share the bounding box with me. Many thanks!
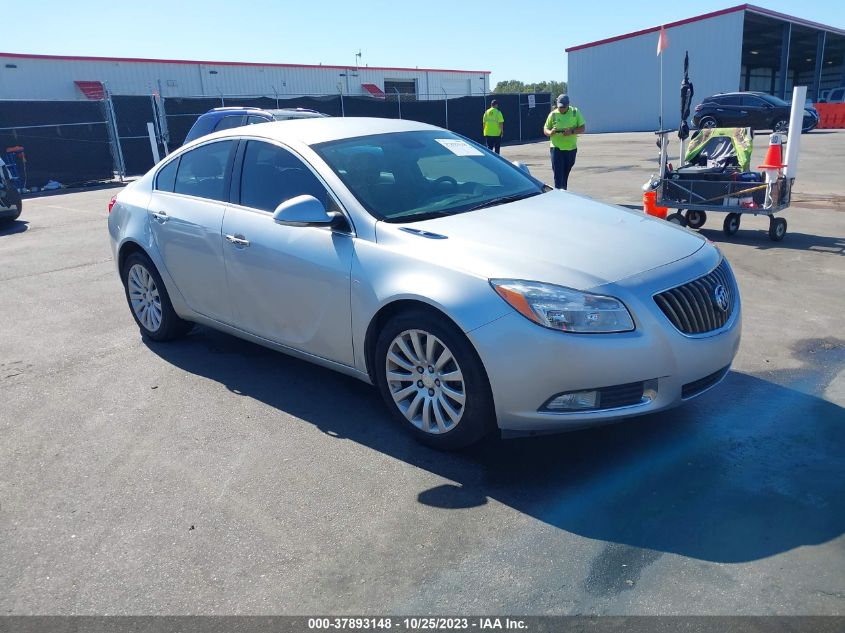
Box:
[650,128,793,241]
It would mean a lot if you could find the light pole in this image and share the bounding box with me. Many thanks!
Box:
[394,87,402,119]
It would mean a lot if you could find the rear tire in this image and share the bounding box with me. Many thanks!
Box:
[0,196,22,224]
[769,216,787,241]
[723,212,741,236]
[122,251,192,341]
[685,210,707,229]
[773,119,789,133]
[374,309,495,450]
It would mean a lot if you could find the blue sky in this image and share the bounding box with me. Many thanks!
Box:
[4,0,844,86]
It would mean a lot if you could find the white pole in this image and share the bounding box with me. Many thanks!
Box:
[784,85,807,179]
[394,87,401,119]
[146,122,161,164]
[659,51,664,132]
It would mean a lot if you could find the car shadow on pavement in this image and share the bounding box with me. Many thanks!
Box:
[0,220,29,236]
[147,331,844,564]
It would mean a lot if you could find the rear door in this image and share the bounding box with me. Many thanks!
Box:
[221,139,355,365]
[739,95,770,130]
[713,95,743,126]
[148,140,236,323]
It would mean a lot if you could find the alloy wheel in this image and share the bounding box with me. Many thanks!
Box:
[127,263,163,332]
[385,329,466,434]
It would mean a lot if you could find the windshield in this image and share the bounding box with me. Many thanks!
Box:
[313,130,544,222]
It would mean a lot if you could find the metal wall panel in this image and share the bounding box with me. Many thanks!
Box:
[0,55,488,101]
[568,11,745,132]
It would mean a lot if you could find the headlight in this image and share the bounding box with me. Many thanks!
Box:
[490,279,635,333]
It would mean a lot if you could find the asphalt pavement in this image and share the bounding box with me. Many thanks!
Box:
[1,131,843,615]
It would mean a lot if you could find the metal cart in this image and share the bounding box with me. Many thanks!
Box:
[657,172,792,241]
[651,129,793,241]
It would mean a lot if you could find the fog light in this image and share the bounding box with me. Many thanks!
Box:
[545,390,598,411]
[643,379,658,403]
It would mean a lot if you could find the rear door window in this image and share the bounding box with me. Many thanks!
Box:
[829,88,845,102]
[173,141,234,202]
[247,115,272,126]
[718,95,741,106]
[740,95,765,108]
[155,157,179,192]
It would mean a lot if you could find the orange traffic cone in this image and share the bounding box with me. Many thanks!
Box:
[759,133,787,170]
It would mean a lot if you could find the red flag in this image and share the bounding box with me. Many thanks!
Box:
[657,26,669,55]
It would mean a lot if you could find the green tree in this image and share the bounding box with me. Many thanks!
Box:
[493,80,568,95]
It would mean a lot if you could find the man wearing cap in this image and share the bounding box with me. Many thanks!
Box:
[544,94,586,189]
[482,99,505,154]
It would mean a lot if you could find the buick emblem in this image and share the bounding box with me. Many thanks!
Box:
[713,284,729,312]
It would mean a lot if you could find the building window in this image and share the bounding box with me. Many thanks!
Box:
[385,79,417,101]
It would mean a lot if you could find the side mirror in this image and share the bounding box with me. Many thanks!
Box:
[272,195,338,226]
[512,161,531,175]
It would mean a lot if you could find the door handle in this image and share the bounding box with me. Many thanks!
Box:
[225,233,250,247]
[151,210,168,223]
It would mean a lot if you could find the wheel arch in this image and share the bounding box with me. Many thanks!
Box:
[363,299,482,385]
[117,239,149,276]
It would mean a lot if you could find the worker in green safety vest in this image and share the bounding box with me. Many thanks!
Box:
[544,94,586,189]
[482,99,505,154]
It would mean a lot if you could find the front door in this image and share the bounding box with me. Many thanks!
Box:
[221,140,355,366]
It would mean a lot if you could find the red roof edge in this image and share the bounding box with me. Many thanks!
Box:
[565,4,748,52]
[0,51,490,76]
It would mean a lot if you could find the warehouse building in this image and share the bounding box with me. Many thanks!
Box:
[567,4,845,132]
[0,52,490,101]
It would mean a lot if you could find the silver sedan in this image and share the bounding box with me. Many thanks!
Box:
[108,118,741,449]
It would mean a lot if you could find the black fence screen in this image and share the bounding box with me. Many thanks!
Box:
[3,93,553,188]
[163,93,552,147]
[0,100,113,187]
[112,95,166,177]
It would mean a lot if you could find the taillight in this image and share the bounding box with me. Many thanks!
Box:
[108,195,117,214]
[694,104,703,112]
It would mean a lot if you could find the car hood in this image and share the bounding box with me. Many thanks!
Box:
[375,190,706,290]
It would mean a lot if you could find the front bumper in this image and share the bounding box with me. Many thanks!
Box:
[468,251,741,432]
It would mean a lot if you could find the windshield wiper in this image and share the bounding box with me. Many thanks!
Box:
[463,190,542,213]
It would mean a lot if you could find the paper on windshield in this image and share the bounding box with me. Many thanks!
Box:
[435,138,484,156]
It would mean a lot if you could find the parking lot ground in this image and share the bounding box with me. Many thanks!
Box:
[1,131,843,615]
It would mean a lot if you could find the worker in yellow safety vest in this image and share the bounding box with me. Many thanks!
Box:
[482,99,505,154]
[544,94,586,189]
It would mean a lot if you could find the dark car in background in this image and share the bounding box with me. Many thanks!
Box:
[182,106,329,145]
[0,158,22,224]
[693,92,818,133]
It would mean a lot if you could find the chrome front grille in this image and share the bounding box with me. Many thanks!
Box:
[654,259,736,335]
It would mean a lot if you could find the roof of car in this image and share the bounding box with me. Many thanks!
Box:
[201,117,438,147]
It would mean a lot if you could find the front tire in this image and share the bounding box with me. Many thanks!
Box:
[374,310,494,450]
[122,251,192,341]
[666,212,687,227]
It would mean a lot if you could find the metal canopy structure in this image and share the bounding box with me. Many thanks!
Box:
[741,8,845,101]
